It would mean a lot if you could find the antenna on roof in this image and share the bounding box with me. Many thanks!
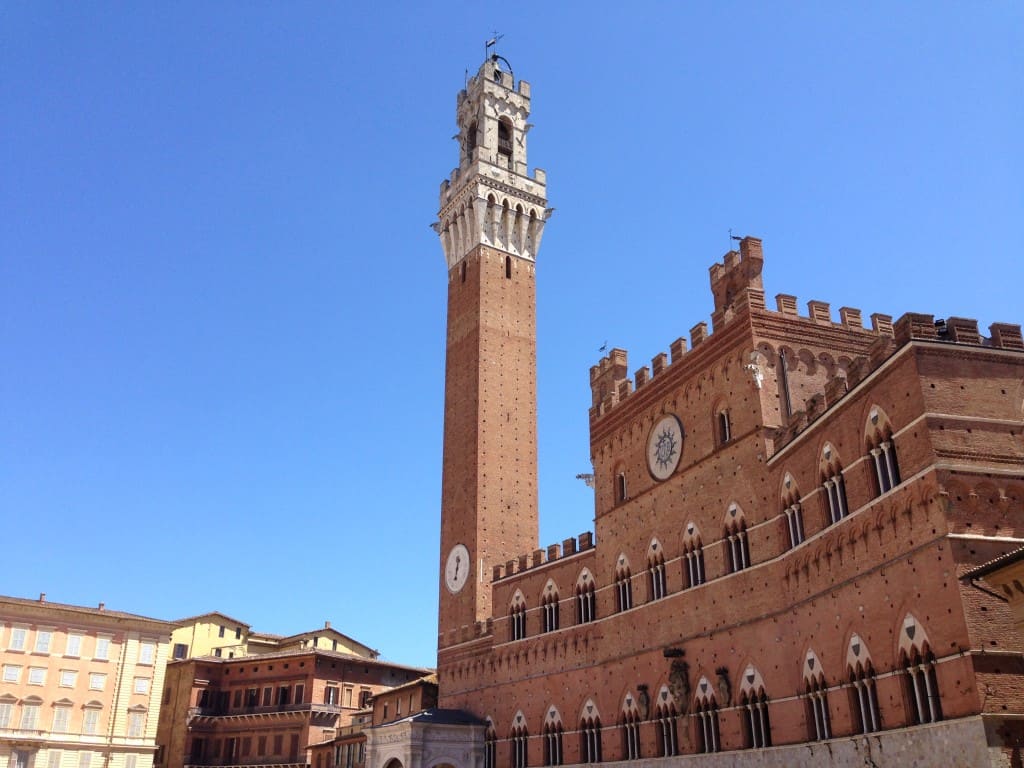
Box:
[485,32,504,60]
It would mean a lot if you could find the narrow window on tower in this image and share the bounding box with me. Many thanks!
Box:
[497,118,513,168]
[717,409,731,444]
[616,472,627,504]
[505,256,512,280]
[461,261,466,283]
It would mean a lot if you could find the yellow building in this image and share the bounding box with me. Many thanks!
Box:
[0,594,172,768]
[169,616,377,661]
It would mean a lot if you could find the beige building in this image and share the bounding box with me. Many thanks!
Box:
[0,594,172,768]
[169,616,376,662]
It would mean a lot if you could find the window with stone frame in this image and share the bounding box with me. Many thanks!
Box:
[866,408,901,497]
[724,513,750,573]
[542,708,563,767]
[580,715,602,763]
[510,720,528,768]
[484,722,497,768]
[509,592,527,641]
[541,581,560,633]
[575,571,597,624]
[647,540,667,601]
[820,444,849,525]
[693,682,720,754]
[620,697,641,760]
[738,666,771,749]
[803,650,831,741]
[614,556,633,612]
[849,662,881,733]
[781,473,805,549]
[682,523,706,588]
[654,696,678,757]
[898,615,942,725]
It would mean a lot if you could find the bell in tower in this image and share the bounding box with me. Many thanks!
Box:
[434,56,551,642]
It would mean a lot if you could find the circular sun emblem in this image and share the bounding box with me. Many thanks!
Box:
[647,415,683,480]
[653,428,677,469]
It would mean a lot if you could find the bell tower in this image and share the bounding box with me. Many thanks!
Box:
[435,56,549,645]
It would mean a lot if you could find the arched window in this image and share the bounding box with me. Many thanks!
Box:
[509,592,527,641]
[782,473,805,549]
[465,121,478,161]
[647,540,667,601]
[866,407,901,496]
[541,581,560,633]
[693,680,720,753]
[614,556,633,612]
[510,716,529,768]
[738,667,771,748]
[820,444,849,525]
[497,118,513,165]
[576,571,596,624]
[620,695,641,760]
[484,720,497,768]
[717,409,731,444]
[899,615,942,725]
[653,688,678,757]
[542,707,563,767]
[579,702,602,763]
[847,635,881,734]
[683,523,705,588]
[724,506,750,573]
[802,650,831,741]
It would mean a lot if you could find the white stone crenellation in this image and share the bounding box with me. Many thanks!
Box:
[434,57,549,269]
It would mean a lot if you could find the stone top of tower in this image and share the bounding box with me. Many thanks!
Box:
[434,57,551,270]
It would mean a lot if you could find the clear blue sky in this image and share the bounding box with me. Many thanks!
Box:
[2,3,1021,669]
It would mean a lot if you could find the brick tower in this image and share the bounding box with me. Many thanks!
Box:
[434,56,549,644]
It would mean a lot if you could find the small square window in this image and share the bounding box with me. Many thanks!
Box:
[2,664,21,682]
[28,666,46,685]
[89,672,107,690]
[133,678,150,695]
[139,642,155,665]
[60,670,77,687]
[172,644,188,660]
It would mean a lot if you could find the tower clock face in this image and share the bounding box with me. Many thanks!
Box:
[445,544,471,594]
[647,415,684,480]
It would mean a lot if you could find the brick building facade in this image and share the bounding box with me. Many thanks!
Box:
[421,57,1024,768]
[156,650,428,768]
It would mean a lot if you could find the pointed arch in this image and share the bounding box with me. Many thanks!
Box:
[510,710,529,768]
[847,634,881,733]
[802,649,831,740]
[575,569,596,624]
[653,685,679,757]
[579,699,602,763]
[898,614,942,724]
[693,676,720,753]
[781,472,806,548]
[647,538,667,601]
[738,665,771,748]
[820,442,850,525]
[865,405,902,496]
[682,521,706,588]
[542,705,563,766]
[620,692,642,760]
[614,553,633,612]
[509,590,527,641]
[724,503,750,572]
[541,579,560,633]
